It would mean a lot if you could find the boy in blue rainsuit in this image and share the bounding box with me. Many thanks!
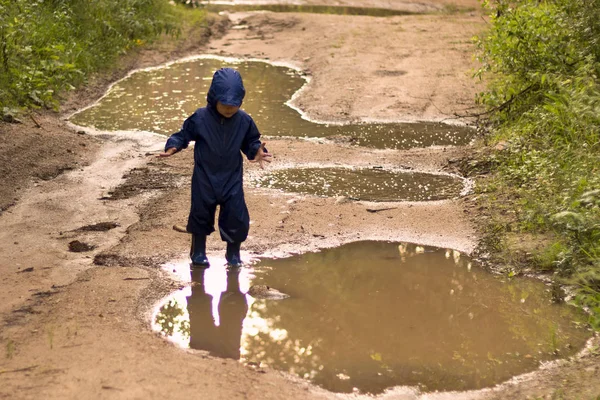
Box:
[159,68,272,267]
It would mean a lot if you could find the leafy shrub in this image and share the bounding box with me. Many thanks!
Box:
[0,0,179,110]
[474,0,600,327]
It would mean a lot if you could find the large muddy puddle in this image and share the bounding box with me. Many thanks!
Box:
[152,241,590,394]
[70,58,475,150]
[254,167,466,201]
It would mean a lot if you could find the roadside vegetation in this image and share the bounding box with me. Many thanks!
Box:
[473,0,600,327]
[0,0,208,114]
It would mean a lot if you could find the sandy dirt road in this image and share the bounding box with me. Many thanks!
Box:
[1,1,599,399]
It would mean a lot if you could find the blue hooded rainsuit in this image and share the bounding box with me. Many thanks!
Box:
[164,68,263,243]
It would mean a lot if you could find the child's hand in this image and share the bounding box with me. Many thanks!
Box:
[251,142,272,169]
[157,147,178,157]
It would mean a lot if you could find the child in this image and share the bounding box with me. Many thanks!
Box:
[158,68,272,267]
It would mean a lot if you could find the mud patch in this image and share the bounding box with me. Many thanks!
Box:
[35,165,75,181]
[102,167,185,201]
[93,252,165,268]
[0,116,98,215]
[75,222,120,232]
[374,69,408,77]
[68,240,96,252]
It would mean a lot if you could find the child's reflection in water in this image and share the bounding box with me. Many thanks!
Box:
[187,268,248,359]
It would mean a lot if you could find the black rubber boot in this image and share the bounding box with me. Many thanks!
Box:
[225,242,242,267]
[190,234,209,268]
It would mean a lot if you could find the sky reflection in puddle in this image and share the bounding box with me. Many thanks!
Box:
[153,241,590,394]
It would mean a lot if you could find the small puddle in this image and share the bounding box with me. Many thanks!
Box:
[70,58,475,150]
[203,4,422,17]
[152,242,590,394]
[254,167,466,201]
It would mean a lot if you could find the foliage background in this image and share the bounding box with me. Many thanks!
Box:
[0,0,181,112]
[474,0,600,327]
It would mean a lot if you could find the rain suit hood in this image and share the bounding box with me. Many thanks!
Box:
[207,68,246,108]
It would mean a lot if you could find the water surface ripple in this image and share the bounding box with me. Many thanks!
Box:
[254,167,465,201]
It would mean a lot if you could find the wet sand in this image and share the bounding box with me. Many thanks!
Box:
[1,1,599,399]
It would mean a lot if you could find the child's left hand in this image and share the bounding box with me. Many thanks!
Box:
[251,142,273,169]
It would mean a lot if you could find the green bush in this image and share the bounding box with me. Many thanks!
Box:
[474,0,600,328]
[0,0,179,111]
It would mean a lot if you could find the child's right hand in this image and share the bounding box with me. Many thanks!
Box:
[157,147,178,157]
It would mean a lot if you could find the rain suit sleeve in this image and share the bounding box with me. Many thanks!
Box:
[164,115,197,152]
[241,118,265,160]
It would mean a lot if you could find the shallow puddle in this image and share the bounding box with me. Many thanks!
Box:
[254,167,465,201]
[70,58,475,150]
[203,4,420,16]
[153,241,590,394]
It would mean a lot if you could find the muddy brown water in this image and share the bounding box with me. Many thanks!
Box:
[203,4,422,16]
[254,167,465,201]
[153,242,590,394]
[70,58,475,150]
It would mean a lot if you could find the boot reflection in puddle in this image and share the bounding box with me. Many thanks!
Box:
[217,268,249,359]
[187,268,248,359]
[188,269,220,355]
